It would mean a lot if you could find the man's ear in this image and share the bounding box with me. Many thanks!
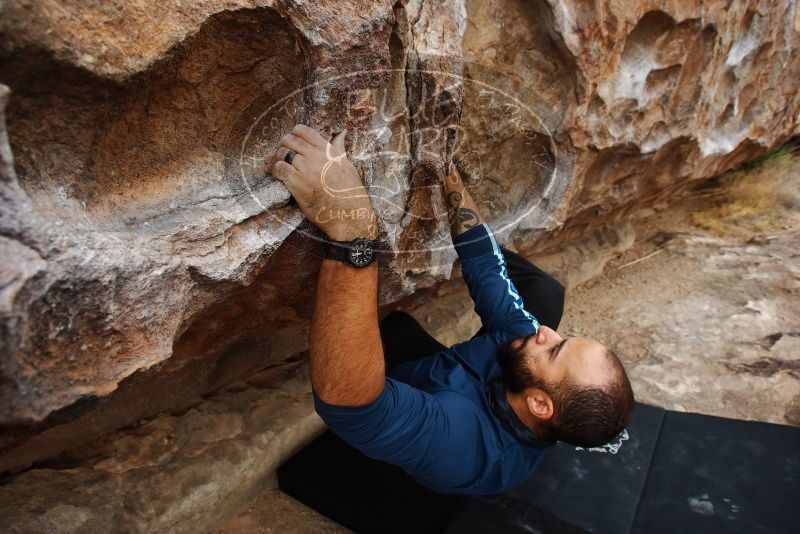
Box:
[526,388,554,421]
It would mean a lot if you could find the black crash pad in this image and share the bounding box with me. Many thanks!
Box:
[496,403,665,534]
[631,410,800,534]
[443,494,587,534]
[278,403,800,533]
[277,429,466,533]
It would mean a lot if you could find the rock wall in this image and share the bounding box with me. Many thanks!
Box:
[0,0,798,473]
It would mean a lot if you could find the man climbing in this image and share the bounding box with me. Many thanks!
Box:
[266,124,634,495]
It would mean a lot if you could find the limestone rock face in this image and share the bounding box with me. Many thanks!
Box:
[0,0,797,471]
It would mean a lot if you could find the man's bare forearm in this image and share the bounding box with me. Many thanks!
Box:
[310,257,385,406]
[442,163,486,239]
[266,124,385,407]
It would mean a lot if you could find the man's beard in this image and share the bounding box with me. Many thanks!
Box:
[510,333,550,387]
[498,333,556,396]
[502,337,561,442]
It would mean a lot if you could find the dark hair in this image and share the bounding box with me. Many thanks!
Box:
[498,338,634,448]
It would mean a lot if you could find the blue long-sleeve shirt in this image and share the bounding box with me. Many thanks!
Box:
[312,223,543,495]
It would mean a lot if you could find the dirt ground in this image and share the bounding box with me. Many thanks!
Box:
[561,149,800,425]
[214,489,347,534]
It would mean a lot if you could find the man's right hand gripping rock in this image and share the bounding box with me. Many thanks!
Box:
[265,124,378,241]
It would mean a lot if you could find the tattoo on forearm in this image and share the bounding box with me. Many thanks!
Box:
[446,190,478,230]
[455,208,479,229]
[446,191,462,213]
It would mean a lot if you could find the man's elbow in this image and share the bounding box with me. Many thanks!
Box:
[313,377,385,408]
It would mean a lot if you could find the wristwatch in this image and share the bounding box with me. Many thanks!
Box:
[320,236,379,268]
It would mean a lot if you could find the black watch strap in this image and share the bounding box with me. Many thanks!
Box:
[320,237,378,268]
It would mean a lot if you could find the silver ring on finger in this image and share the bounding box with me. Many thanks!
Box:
[284,149,296,165]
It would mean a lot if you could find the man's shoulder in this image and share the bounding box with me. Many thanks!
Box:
[389,334,507,393]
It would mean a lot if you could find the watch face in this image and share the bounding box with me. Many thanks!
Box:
[348,238,375,267]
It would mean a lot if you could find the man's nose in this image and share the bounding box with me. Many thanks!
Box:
[536,325,563,344]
